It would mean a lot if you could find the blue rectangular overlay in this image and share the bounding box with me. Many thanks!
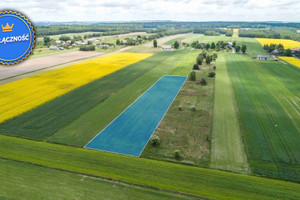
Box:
[85,75,187,156]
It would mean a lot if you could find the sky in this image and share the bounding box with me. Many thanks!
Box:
[1,0,300,22]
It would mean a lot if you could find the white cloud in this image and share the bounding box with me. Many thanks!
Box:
[1,0,299,22]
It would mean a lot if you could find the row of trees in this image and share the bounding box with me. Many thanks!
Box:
[191,41,229,50]
[263,43,293,56]
[239,28,300,41]
[193,52,217,71]
[43,35,84,46]
[236,45,247,54]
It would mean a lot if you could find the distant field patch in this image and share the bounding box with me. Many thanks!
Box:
[232,29,239,37]
[0,53,152,123]
[85,75,187,156]
[279,56,300,68]
[255,38,300,49]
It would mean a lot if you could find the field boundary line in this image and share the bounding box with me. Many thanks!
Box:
[84,75,187,157]
[138,75,187,157]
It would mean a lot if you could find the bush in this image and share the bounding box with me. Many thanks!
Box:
[79,45,96,51]
[189,71,196,81]
[208,72,216,77]
[174,150,181,160]
[178,105,182,111]
[150,135,160,146]
[196,56,202,65]
[198,78,207,86]
[206,55,212,64]
[193,64,199,70]
[213,66,216,70]
[191,105,196,111]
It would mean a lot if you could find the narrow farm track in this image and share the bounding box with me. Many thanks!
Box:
[210,53,249,173]
[226,53,300,182]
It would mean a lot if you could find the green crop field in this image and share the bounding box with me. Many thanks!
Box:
[142,57,215,167]
[0,159,192,200]
[0,50,198,146]
[210,53,249,173]
[226,53,300,182]
[0,135,299,200]
[1,31,300,199]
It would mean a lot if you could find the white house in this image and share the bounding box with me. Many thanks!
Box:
[87,38,96,42]
[227,42,233,47]
[163,45,173,51]
[49,46,59,50]
[257,55,269,60]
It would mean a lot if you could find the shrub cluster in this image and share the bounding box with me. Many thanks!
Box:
[79,45,96,51]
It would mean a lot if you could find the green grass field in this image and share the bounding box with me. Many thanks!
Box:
[142,58,215,167]
[0,135,299,200]
[0,158,192,200]
[226,53,300,182]
[210,53,249,173]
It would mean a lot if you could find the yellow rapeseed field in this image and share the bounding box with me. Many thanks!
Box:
[232,29,239,37]
[278,56,300,69]
[0,52,152,123]
[256,38,300,49]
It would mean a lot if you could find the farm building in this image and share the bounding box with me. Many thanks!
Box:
[271,49,279,55]
[49,46,59,50]
[227,42,233,47]
[292,47,300,53]
[257,55,269,60]
[163,45,173,51]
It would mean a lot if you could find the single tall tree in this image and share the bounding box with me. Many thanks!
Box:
[233,41,236,48]
[241,45,247,54]
[205,43,210,50]
[196,56,203,65]
[153,39,158,48]
[174,41,179,49]
[43,36,51,46]
[211,42,216,49]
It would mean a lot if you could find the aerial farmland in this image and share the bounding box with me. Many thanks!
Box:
[1,2,300,199]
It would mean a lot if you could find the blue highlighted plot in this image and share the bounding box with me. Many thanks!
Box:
[85,75,187,156]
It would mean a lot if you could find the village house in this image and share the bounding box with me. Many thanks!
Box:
[163,45,173,51]
[292,47,300,54]
[65,40,72,45]
[271,49,279,55]
[257,54,269,60]
[49,45,59,50]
